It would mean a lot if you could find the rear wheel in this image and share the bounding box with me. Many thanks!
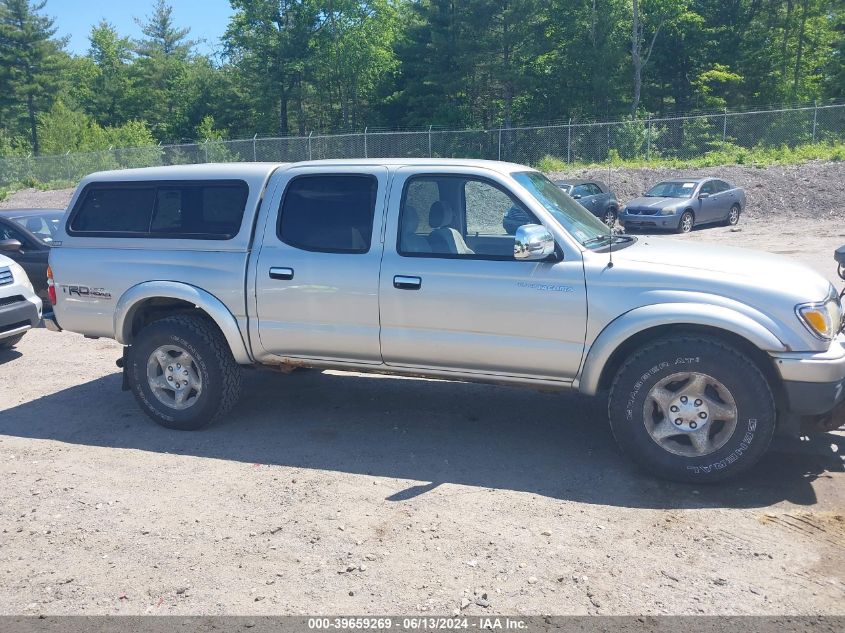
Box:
[608,336,776,482]
[127,314,241,430]
[676,210,694,233]
[0,333,24,350]
[724,204,741,226]
[602,207,617,227]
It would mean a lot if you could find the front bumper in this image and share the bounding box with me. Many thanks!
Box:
[619,212,679,230]
[0,296,41,341]
[772,337,845,416]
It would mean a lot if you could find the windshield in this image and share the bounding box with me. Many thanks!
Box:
[10,212,64,243]
[646,181,697,198]
[512,171,610,248]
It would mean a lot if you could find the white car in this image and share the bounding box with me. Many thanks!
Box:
[0,253,43,350]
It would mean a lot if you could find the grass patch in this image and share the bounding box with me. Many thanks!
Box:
[534,140,845,171]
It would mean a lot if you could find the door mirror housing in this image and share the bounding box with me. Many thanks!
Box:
[0,239,22,252]
[572,194,582,199]
[698,192,710,199]
[514,224,555,261]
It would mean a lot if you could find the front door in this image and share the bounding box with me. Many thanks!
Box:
[379,168,587,381]
[254,166,388,364]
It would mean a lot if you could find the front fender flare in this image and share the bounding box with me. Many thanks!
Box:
[114,281,252,364]
[576,303,787,396]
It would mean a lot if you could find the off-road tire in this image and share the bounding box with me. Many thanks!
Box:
[608,336,776,483]
[676,210,695,233]
[128,314,241,430]
[0,333,24,350]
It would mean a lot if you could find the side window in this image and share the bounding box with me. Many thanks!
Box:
[398,175,536,259]
[70,187,155,233]
[149,183,248,237]
[700,181,716,195]
[278,175,377,254]
[714,180,731,193]
[465,180,515,236]
[69,181,248,239]
[0,222,26,243]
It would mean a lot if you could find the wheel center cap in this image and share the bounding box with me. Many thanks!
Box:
[668,394,709,432]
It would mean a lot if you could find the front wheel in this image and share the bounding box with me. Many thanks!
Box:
[127,314,242,430]
[602,208,617,227]
[676,211,694,233]
[608,336,776,482]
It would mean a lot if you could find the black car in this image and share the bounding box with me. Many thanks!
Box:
[0,208,65,303]
[502,178,620,234]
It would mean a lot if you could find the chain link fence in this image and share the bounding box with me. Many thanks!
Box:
[2,103,843,188]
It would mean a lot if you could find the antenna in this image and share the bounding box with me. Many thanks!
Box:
[607,217,614,269]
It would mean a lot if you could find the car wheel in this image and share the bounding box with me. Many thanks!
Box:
[676,210,694,233]
[127,314,242,430]
[602,208,617,227]
[724,204,741,226]
[0,334,24,350]
[608,335,776,482]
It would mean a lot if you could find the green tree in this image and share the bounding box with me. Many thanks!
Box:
[86,21,134,127]
[0,0,64,154]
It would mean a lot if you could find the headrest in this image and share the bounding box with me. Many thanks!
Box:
[429,201,453,229]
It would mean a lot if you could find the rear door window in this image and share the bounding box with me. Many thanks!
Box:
[69,181,248,239]
[278,175,378,253]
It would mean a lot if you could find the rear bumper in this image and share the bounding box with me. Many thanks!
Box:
[772,337,845,416]
[619,212,679,230]
[0,297,41,341]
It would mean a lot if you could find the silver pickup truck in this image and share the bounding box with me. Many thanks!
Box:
[45,160,845,483]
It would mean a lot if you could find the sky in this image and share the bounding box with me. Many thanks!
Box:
[47,0,234,57]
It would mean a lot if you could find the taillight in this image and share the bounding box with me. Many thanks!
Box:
[47,265,56,306]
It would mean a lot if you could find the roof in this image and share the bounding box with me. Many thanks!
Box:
[554,178,608,187]
[81,158,537,183]
[658,177,712,184]
[0,208,65,215]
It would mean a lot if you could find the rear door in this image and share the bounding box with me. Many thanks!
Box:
[253,166,389,364]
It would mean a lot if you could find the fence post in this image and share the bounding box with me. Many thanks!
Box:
[646,117,652,161]
[428,125,433,158]
[812,100,818,143]
[65,150,71,181]
[498,126,502,161]
[253,134,258,162]
[722,107,728,144]
[308,131,313,161]
[204,139,209,163]
[566,118,572,164]
[364,127,368,158]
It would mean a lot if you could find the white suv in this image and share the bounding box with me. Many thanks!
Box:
[0,254,42,350]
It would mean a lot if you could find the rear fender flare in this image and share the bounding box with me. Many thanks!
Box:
[114,281,252,364]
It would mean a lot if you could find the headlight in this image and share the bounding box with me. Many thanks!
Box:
[659,207,678,216]
[8,261,34,293]
[796,290,842,341]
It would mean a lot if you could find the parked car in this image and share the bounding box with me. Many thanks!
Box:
[504,179,619,233]
[45,160,843,483]
[0,209,65,303]
[557,179,620,226]
[0,253,43,350]
[619,178,745,233]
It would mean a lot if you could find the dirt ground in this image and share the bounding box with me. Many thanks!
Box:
[0,169,843,616]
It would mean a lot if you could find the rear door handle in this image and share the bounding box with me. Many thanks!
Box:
[394,275,421,290]
[269,267,294,281]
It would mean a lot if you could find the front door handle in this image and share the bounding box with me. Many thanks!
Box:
[394,275,421,290]
[269,267,294,281]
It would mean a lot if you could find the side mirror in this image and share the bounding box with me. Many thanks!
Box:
[0,239,22,252]
[698,192,710,199]
[572,194,582,199]
[514,224,555,261]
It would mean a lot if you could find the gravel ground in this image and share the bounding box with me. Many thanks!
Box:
[0,167,843,616]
